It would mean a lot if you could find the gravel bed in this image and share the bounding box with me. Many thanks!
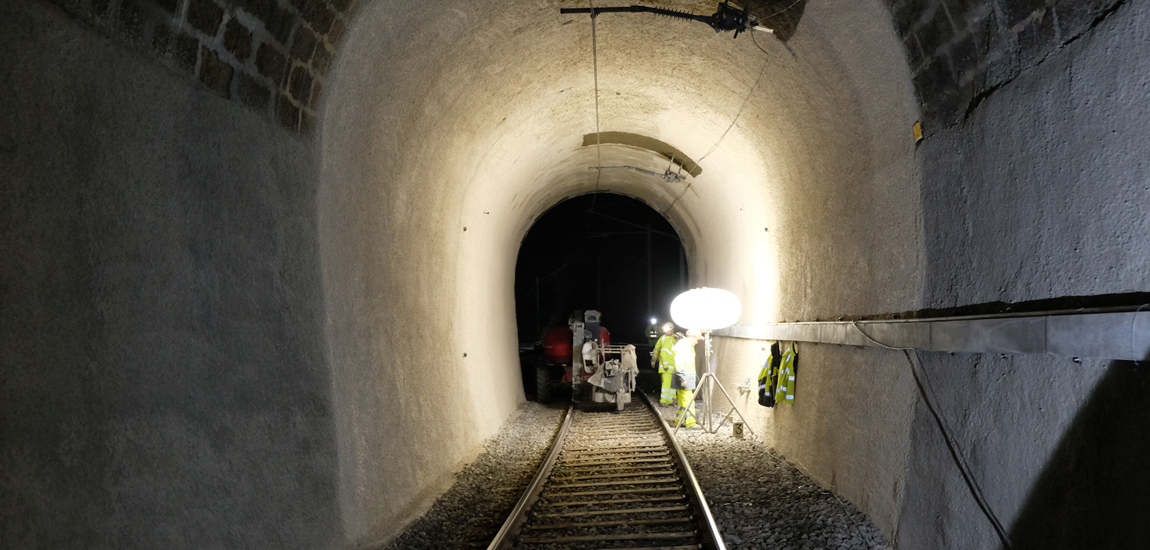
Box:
[382,399,890,550]
[378,402,567,550]
[652,402,892,550]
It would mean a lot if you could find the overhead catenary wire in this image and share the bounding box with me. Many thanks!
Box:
[540,0,606,284]
[590,0,602,182]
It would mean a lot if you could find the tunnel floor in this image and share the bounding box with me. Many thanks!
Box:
[379,400,890,550]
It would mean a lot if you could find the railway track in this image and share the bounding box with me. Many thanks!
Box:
[487,392,725,550]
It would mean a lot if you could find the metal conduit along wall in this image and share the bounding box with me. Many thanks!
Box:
[718,309,1150,360]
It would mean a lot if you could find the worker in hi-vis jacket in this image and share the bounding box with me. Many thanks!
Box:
[651,322,678,404]
[672,330,701,428]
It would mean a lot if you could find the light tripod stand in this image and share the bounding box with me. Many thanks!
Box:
[671,330,755,437]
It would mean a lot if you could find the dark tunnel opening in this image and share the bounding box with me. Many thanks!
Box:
[513,193,688,404]
[514,193,687,346]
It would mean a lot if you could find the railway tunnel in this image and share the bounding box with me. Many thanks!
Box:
[2,0,1149,549]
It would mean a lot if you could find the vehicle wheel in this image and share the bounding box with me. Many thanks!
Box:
[535,365,552,403]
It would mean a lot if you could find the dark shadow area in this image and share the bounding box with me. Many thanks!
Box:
[514,193,686,345]
[828,292,1150,321]
[515,194,684,404]
[747,0,807,42]
[1008,359,1150,549]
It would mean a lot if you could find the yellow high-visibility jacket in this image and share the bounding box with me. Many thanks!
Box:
[774,343,797,403]
[653,334,676,373]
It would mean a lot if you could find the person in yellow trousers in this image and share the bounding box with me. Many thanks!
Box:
[652,322,677,404]
[672,330,701,427]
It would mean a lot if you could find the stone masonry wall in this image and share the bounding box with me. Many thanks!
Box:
[45,0,359,134]
[886,0,1125,133]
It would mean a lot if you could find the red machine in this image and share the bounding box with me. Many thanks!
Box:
[535,310,633,408]
[542,324,610,382]
[534,310,611,402]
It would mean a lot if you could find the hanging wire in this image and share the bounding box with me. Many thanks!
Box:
[851,321,1013,549]
[663,51,768,216]
[590,0,603,188]
[695,55,769,164]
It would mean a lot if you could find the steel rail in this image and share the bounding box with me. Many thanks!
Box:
[642,390,727,550]
[486,403,574,550]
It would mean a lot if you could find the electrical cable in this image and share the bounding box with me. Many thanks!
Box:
[590,0,602,185]
[695,55,769,165]
[851,322,1012,548]
[902,349,1014,550]
[849,320,913,350]
[663,54,767,217]
[749,22,771,56]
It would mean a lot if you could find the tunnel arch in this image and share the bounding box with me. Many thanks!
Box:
[317,0,918,544]
[513,191,689,345]
[6,0,1150,548]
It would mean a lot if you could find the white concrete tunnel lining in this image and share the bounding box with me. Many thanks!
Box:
[318,0,918,542]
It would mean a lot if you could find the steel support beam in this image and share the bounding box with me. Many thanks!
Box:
[714,310,1150,361]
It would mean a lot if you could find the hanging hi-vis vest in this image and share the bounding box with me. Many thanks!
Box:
[757,344,781,407]
[774,343,797,403]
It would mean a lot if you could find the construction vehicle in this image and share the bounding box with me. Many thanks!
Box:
[535,310,637,410]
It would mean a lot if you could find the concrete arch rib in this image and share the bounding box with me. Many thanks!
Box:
[318,0,917,545]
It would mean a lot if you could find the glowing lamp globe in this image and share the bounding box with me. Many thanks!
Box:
[670,288,742,331]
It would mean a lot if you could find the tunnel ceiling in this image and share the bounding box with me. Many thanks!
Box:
[39,0,1115,142]
[318,0,922,339]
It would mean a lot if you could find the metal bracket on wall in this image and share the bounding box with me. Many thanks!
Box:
[714,309,1150,361]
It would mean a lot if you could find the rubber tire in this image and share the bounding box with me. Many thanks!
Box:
[535,365,552,403]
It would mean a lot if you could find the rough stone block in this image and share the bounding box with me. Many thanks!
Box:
[913,54,957,106]
[309,79,322,108]
[290,26,318,61]
[276,94,300,130]
[289,64,313,104]
[913,54,961,126]
[1015,7,1058,67]
[199,46,235,97]
[92,0,112,18]
[944,0,984,17]
[149,0,180,16]
[235,0,272,19]
[307,3,336,35]
[152,22,173,55]
[117,0,145,43]
[264,6,296,45]
[224,18,253,62]
[914,5,952,59]
[256,42,288,85]
[1052,0,1119,41]
[312,43,333,75]
[949,34,980,84]
[904,33,926,71]
[187,0,225,36]
[174,32,200,74]
[330,0,353,13]
[891,0,928,36]
[238,72,272,111]
[300,109,316,135]
[998,0,1049,29]
[327,17,346,45]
